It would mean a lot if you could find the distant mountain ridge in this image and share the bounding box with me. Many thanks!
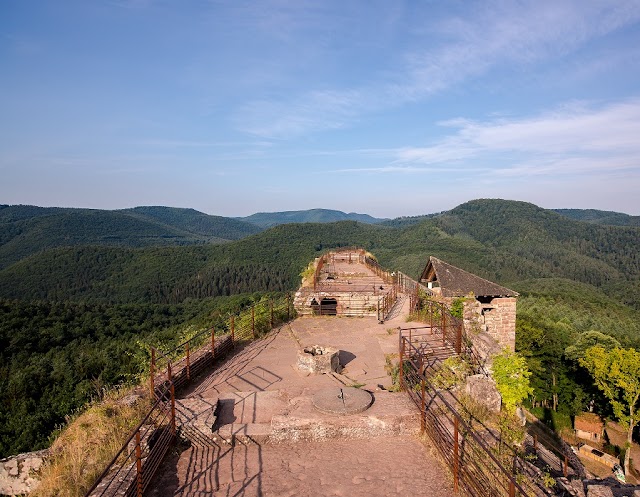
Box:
[553,208,640,227]
[1,198,639,307]
[1,202,638,273]
[0,205,261,269]
[237,208,387,228]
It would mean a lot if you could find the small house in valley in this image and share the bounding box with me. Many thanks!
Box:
[574,413,604,443]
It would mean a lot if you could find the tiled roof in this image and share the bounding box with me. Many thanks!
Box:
[421,257,519,298]
[575,413,604,434]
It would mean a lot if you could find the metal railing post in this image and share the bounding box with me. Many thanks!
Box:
[167,361,172,383]
[211,328,215,361]
[420,356,426,434]
[135,430,143,497]
[252,306,255,339]
[270,300,274,329]
[149,348,155,397]
[441,304,446,347]
[170,382,176,435]
[429,301,434,331]
[399,335,405,391]
[453,417,460,492]
[231,315,235,345]
[186,342,190,382]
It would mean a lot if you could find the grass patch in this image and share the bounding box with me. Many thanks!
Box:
[33,387,150,497]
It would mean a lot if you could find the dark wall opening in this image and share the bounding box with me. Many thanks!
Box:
[320,298,338,316]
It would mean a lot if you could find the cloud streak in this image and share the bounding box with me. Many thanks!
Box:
[393,98,640,177]
[233,0,640,139]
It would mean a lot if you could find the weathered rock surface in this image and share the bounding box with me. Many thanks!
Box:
[0,449,49,496]
[464,374,501,413]
[586,485,614,497]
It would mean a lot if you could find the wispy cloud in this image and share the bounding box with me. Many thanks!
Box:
[133,139,271,148]
[393,98,640,176]
[233,1,640,139]
[234,89,364,139]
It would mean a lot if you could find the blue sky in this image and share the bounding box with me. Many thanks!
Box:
[2,1,640,217]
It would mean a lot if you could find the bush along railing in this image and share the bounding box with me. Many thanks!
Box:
[85,294,295,497]
[399,333,543,497]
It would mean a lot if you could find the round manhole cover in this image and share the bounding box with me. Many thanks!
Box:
[312,387,373,415]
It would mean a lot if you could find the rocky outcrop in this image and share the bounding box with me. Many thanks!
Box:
[464,374,501,413]
[0,449,48,496]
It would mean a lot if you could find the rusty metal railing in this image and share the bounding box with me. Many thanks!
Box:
[85,382,176,497]
[399,333,541,497]
[405,299,464,355]
[363,255,395,285]
[148,295,293,397]
[377,284,398,322]
[85,295,295,497]
[396,271,432,297]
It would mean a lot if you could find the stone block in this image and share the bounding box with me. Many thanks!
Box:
[297,346,340,374]
[0,449,48,496]
[464,374,501,413]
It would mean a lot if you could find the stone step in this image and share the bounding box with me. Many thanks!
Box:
[214,423,271,446]
[210,406,418,447]
[269,410,418,443]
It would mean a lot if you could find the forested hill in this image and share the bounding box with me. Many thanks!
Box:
[554,208,640,226]
[1,199,638,308]
[0,205,261,269]
[238,208,386,228]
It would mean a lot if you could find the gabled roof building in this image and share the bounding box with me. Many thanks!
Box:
[420,256,518,351]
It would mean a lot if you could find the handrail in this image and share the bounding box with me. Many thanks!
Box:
[86,294,296,497]
[400,334,535,497]
[84,382,175,497]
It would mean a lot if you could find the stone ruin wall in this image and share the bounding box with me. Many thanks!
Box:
[293,291,380,317]
[461,297,516,352]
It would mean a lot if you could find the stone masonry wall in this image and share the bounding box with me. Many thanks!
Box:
[294,291,380,317]
[486,297,516,351]
[462,297,516,352]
